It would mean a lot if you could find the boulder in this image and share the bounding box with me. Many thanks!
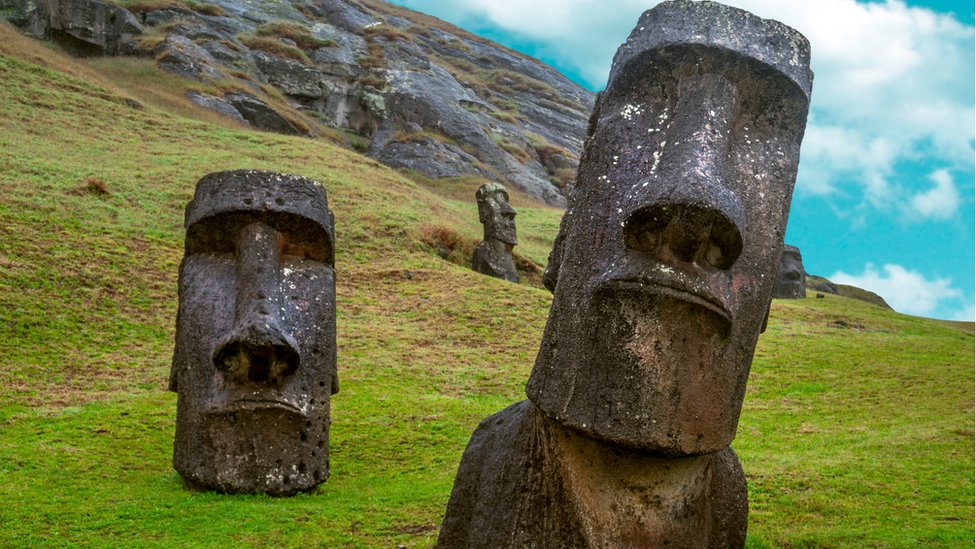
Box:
[379,63,566,205]
[223,91,303,135]
[186,91,249,126]
[155,35,223,80]
[22,0,143,56]
[252,50,322,98]
[369,124,496,179]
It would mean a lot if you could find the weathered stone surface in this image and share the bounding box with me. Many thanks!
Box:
[471,183,518,283]
[252,50,323,99]
[0,0,33,25]
[155,35,223,80]
[772,244,806,299]
[369,124,491,179]
[22,0,143,56]
[441,1,813,545]
[317,0,377,32]
[224,91,303,135]
[377,62,568,206]
[171,170,338,496]
[186,91,248,126]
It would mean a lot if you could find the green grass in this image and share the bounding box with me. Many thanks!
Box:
[0,25,973,547]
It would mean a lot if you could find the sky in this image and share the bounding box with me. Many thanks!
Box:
[390,0,975,321]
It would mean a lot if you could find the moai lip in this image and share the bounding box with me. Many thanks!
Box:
[171,170,338,496]
[528,0,813,455]
[471,182,519,283]
[772,244,807,299]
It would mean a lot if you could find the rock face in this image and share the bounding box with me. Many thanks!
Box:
[806,274,894,310]
[772,244,806,299]
[439,1,813,546]
[5,0,595,205]
[171,170,338,496]
[471,183,518,283]
[21,0,143,56]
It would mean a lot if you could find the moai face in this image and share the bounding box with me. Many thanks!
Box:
[477,183,517,245]
[527,0,812,455]
[772,245,806,299]
[171,170,337,495]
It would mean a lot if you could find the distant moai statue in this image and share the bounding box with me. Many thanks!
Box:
[471,183,519,283]
[439,1,812,546]
[772,244,807,299]
[171,170,338,496]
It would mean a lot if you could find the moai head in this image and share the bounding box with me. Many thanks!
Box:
[476,183,517,245]
[527,0,812,456]
[772,244,806,299]
[171,170,338,495]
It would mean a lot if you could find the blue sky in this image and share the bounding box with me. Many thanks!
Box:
[391,0,975,321]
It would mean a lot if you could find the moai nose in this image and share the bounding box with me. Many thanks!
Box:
[500,201,516,218]
[212,221,300,384]
[213,321,300,384]
[624,202,743,270]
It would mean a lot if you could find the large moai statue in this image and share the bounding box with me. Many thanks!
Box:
[439,1,812,546]
[171,170,338,496]
[471,183,519,283]
[772,244,807,298]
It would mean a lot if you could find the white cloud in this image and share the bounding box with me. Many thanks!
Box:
[907,169,961,220]
[830,263,968,318]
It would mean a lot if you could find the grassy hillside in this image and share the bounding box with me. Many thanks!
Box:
[0,23,972,547]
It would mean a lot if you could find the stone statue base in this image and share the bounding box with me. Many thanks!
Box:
[439,400,748,548]
[471,239,519,283]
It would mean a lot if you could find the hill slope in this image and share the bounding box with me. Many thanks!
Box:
[0,23,973,547]
[5,0,595,205]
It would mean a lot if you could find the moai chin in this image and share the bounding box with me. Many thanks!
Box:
[439,1,812,546]
[171,169,338,496]
[772,244,807,299]
[471,183,519,283]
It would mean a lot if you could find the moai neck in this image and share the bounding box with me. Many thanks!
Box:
[542,412,746,547]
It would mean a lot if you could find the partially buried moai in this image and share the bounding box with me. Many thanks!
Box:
[471,182,519,283]
[439,1,812,546]
[171,169,338,496]
[772,244,806,298]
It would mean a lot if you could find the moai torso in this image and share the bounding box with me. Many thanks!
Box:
[171,170,338,496]
[440,0,812,545]
[471,183,519,283]
[772,245,807,299]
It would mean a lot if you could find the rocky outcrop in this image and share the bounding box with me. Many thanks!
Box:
[806,274,893,310]
[4,0,595,206]
[20,0,143,56]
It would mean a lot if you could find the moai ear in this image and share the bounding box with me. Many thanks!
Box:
[542,210,571,293]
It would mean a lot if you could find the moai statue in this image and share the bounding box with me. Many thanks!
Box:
[772,244,807,299]
[439,1,812,546]
[471,183,519,283]
[171,170,338,496]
